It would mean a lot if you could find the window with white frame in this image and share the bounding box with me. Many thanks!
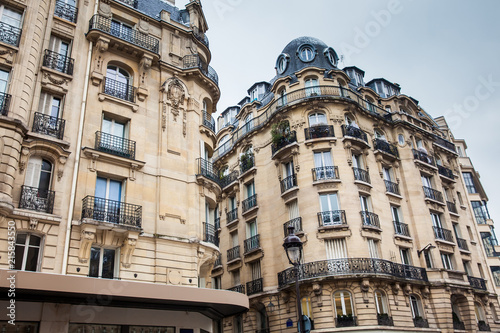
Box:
[325,238,347,260]
[313,151,334,180]
[319,193,341,225]
[24,157,53,194]
[400,247,412,265]
[105,66,132,101]
[308,112,327,126]
[333,291,354,317]
[15,233,42,271]
[89,246,117,279]
[367,238,380,258]
[441,252,453,270]
[305,77,320,97]
[374,290,389,315]
[409,295,423,319]
[0,68,10,94]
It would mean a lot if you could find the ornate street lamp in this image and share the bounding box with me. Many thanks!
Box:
[283,226,305,332]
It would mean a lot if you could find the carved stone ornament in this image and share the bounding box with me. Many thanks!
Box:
[29,218,38,230]
[19,148,30,173]
[167,79,185,109]
[78,230,96,263]
[98,1,112,18]
[137,18,150,34]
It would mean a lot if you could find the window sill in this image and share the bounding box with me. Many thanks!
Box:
[242,205,258,217]
[12,208,62,224]
[27,131,70,148]
[98,92,139,112]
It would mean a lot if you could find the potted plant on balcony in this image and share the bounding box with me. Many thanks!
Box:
[336,314,354,327]
[271,121,290,145]
[240,150,254,173]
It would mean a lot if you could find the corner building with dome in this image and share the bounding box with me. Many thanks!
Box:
[207,37,500,332]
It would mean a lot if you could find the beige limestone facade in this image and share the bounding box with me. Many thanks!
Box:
[0,0,247,332]
[208,37,500,332]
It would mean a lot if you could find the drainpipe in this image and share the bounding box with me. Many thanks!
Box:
[61,0,99,274]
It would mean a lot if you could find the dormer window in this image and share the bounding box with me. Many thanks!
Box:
[298,44,315,62]
[324,47,338,67]
[276,54,289,74]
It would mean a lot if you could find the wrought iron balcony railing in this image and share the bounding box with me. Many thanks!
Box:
[434,136,456,153]
[228,284,245,294]
[95,131,136,159]
[192,26,209,48]
[240,155,254,174]
[220,171,239,188]
[43,50,75,75]
[203,222,218,246]
[413,317,429,328]
[32,112,65,140]
[312,166,339,181]
[423,186,443,202]
[0,92,11,116]
[438,165,454,179]
[246,277,263,296]
[278,258,428,288]
[377,314,394,326]
[394,221,410,237]
[183,54,219,85]
[227,245,240,262]
[280,174,297,193]
[0,22,22,47]
[227,208,238,224]
[81,195,142,227]
[361,211,380,228]
[115,0,139,9]
[196,158,219,183]
[373,139,399,158]
[244,234,260,253]
[55,0,78,23]
[341,125,368,144]
[88,14,160,53]
[103,77,136,103]
[335,316,357,328]
[384,180,400,195]
[468,276,487,290]
[447,201,458,214]
[457,238,468,251]
[304,125,335,140]
[318,210,347,227]
[271,131,297,155]
[412,149,435,166]
[433,226,454,242]
[19,185,55,214]
[213,254,222,267]
[242,194,257,212]
[478,321,491,331]
[202,111,215,132]
[284,217,302,236]
[353,167,370,183]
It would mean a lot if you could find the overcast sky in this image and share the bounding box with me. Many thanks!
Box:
[179,0,500,230]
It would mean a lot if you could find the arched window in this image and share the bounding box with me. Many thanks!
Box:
[15,233,42,271]
[244,113,254,133]
[345,115,358,128]
[305,77,320,97]
[366,97,376,113]
[302,296,315,330]
[308,112,327,127]
[374,129,386,141]
[21,157,54,213]
[105,66,133,102]
[475,302,486,322]
[409,295,423,319]
[278,88,287,107]
[452,301,464,329]
[219,134,230,155]
[334,291,355,327]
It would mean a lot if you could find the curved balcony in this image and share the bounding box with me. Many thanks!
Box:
[468,276,487,290]
[196,158,220,184]
[202,111,215,132]
[284,217,302,236]
[0,22,22,47]
[271,131,297,156]
[438,165,454,180]
[183,54,218,86]
[0,92,11,116]
[412,149,435,166]
[32,113,65,140]
[361,211,380,228]
[373,139,399,158]
[353,167,370,184]
[423,186,443,203]
[342,125,369,145]
[384,180,400,195]
[54,0,78,23]
[81,195,142,228]
[433,226,453,243]
[203,222,218,247]
[228,284,245,294]
[304,125,335,140]
[212,85,390,161]
[192,26,209,48]
[280,174,297,193]
[277,258,428,288]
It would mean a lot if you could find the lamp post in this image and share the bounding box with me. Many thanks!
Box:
[283,226,304,333]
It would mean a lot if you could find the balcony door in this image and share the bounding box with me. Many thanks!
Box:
[305,78,319,97]
[49,35,71,69]
[308,112,326,127]
[314,151,333,180]
[101,116,128,156]
[89,247,116,279]
[95,177,123,223]
[39,93,62,119]
[246,220,257,239]
[319,193,340,225]
[0,6,22,29]
[105,66,131,100]
[37,93,62,137]
[24,156,52,197]
[383,167,393,182]
[431,213,443,229]
[0,69,8,94]
[110,19,132,41]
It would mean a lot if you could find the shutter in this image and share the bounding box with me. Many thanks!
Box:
[24,157,42,187]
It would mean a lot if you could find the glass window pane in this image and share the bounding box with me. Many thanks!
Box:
[14,244,24,270]
[89,247,100,277]
[102,249,115,279]
[25,246,39,271]
[108,179,122,202]
[29,235,41,246]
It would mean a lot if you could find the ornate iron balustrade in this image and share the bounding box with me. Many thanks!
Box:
[54,0,78,23]
[115,0,138,8]
[457,238,468,251]
[304,125,335,140]
[212,85,390,161]
[447,201,458,214]
[478,321,491,331]
[412,149,435,166]
[277,258,428,288]
[373,139,399,158]
[227,245,240,262]
[280,174,297,193]
[214,217,220,230]
[434,136,456,153]
[196,158,219,183]
[81,195,142,227]
[103,77,136,102]
[317,210,347,227]
[202,111,215,132]
[183,54,219,85]
[220,171,239,188]
[413,318,429,328]
[246,277,263,296]
[341,124,368,143]
[0,22,22,47]
[353,167,370,183]
[433,226,454,242]
[438,165,454,179]
[192,26,209,48]
[244,234,260,253]
[271,131,297,155]
[32,112,65,140]
[394,221,410,237]
[228,284,245,294]
[284,217,302,236]
[19,185,55,214]
[335,316,357,328]
[213,254,222,267]
[240,155,254,174]
[312,166,339,181]
[242,194,257,212]
[227,208,238,223]
[43,50,75,75]
[468,276,487,290]
[384,180,400,195]
[203,222,218,246]
[361,211,380,228]
[95,131,136,159]
[423,186,443,202]
[377,314,394,326]
[0,92,11,116]
[88,15,160,53]
[453,320,465,331]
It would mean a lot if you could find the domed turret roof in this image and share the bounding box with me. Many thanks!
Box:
[275,36,338,79]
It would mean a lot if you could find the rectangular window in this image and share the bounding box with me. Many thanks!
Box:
[423,250,433,269]
[441,252,453,270]
[481,232,496,257]
[250,261,261,281]
[39,92,62,118]
[352,153,363,169]
[232,270,240,286]
[400,248,412,265]
[462,172,477,193]
[319,193,342,225]
[0,68,9,93]
[313,151,334,180]
[472,201,489,224]
[231,231,238,247]
[15,233,41,271]
[367,239,380,258]
[246,181,255,198]
[211,276,221,289]
[89,247,117,279]
[287,200,300,220]
[325,238,347,259]
[421,175,432,188]
[0,5,22,28]
[246,219,257,238]
[382,166,393,182]
[463,261,472,276]
[431,213,443,228]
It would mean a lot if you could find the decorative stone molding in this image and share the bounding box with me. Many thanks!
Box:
[98,1,112,18]
[29,218,38,230]
[19,148,29,173]
[137,17,150,34]
[121,231,139,268]
[78,225,96,263]
[0,45,16,65]
[57,156,67,181]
